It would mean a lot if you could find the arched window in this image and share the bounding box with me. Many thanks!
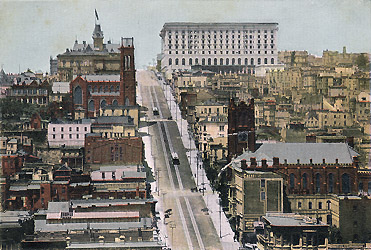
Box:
[271,58,275,64]
[302,173,308,190]
[125,97,130,106]
[214,58,217,65]
[88,100,95,111]
[327,200,331,209]
[182,58,185,65]
[226,58,229,65]
[264,58,268,64]
[169,58,172,65]
[207,58,211,65]
[238,58,241,65]
[94,86,98,93]
[251,58,254,65]
[100,99,107,109]
[220,58,223,65]
[110,86,114,92]
[309,202,312,209]
[195,58,199,65]
[88,85,92,93]
[315,173,321,193]
[104,86,108,92]
[232,58,235,65]
[112,99,118,106]
[245,58,248,65]
[74,86,82,104]
[99,87,103,93]
[342,173,351,194]
[258,58,261,65]
[175,58,179,65]
[289,173,295,189]
[328,173,334,193]
[116,86,119,92]
[189,58,193,65]
[202,58,205,65]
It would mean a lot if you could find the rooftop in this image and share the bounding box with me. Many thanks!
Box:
[235,142,358,165]
[264,213,328,227]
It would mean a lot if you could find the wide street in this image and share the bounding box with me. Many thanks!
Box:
[137,70,223,250]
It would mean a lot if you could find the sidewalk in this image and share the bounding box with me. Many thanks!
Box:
[163,83,241,250]
[137,80,169,248]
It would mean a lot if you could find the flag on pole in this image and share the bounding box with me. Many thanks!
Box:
[95,9,99,20]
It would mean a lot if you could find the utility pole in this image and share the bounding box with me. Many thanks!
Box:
[156,168,160,196]
[196,152,199,187]
[189,132,192,166]
[169,222,176,248]
[219,198,222,238]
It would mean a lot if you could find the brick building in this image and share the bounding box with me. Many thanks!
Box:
[70,37,137,119]
[84,134,143,165]
[228,98,255,160]
[6,79,51,106]
[1,154,24,177]
[91,165,148,200]
[231,143,359,196]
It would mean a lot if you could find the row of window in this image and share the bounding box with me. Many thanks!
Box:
[52,126,89,132]
[88,85,120,93]
[11,89,48,95]
[169,57,275,66]
[51,134,84,139]
[167,29,275,35]
[169,50,274,56]
[168,44,275,50]
[169,33,274,40]
[298,200,331,210]
[289,173,351,194]
[167,39,274,46]
[88,99,119,111]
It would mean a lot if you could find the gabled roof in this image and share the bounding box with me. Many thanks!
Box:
[235,143,359,165]
[73,75,120,82]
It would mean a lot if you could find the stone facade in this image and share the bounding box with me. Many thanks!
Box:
[160,22,279,72]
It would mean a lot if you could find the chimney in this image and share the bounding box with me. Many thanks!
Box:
[273,157,279,167]
[353,156,359,167]
[250,157,257,167]
[262,159,268,169]
[241,159,247,170]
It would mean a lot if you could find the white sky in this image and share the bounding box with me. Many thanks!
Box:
[0,0,370,73]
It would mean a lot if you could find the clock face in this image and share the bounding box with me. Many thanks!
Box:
[238,131,248,142]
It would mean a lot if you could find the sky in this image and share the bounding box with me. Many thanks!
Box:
[0,0,370,73]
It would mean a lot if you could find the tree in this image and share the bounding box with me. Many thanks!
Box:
[355,54,370,71]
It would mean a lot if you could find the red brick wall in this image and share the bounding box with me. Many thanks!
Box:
[277,164,358,195]
[85,136,143,165]
[228,98,255,160]
[1,155,23,177]
[120,44,136,106]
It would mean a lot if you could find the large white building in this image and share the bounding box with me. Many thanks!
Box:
[160,22,279,72]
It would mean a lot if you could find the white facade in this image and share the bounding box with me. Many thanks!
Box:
[48,122,92,147]
[160,22,279,72]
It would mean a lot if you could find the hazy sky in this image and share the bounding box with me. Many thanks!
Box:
[0,0,370,73]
